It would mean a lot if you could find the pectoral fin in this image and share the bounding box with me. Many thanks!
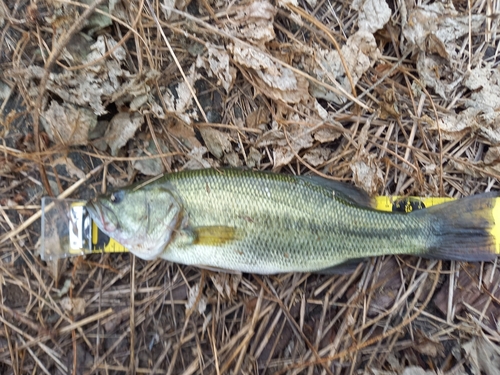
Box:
[192,226,242,246]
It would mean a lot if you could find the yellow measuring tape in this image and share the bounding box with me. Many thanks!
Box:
[374,196,454,212]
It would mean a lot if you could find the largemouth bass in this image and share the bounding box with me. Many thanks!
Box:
[86,169,500,274]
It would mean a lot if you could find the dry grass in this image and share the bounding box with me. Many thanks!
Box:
[1,0,500,374]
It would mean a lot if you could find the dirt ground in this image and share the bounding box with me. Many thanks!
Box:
[1,0,500,374]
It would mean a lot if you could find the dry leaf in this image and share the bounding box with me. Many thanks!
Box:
[186,284,207,315]
[246,147,262,168]
[302,147,331,167]
[183,146,215,170]
[163,64,199,124]
[256,123,314,168]
[413,330,444,357]
[433,263,500,329]
[229,44,310,104]
[367,368,435,375]
[199,127,232,159]
[161,0,192,20]
[224,151,242,167]
[51,157,86,179]
[308,31,380,104]
[60,297,86,316]
[352,0,391,33]
[196,45,236,93]
[313,126,342,143]
[367,258,401,317]
[41,101,97,146]
[104,112,145,156]
[227,1,277,46]
[0,4,5,28]
[463,336,500,375]
[434,66,500,142]
[403,3,484,56]
[167,121,201,150]
[133,139,170,176]
[13,36,155,115]
[350,153,383,195]
[415,54,461,99]
[246,107,270,128]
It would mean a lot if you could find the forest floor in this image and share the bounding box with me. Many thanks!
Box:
[1,0,500,374]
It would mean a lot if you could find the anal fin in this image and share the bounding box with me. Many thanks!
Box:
[314,259,365,275]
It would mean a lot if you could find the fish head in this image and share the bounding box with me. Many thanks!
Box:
[86,186,183,260]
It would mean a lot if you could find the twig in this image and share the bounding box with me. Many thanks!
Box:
[0,164,104,245]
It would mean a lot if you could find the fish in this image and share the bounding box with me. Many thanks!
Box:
[85,168,500,274]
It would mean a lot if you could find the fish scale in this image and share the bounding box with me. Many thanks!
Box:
[159,169,432,273]
[86,168,500,274]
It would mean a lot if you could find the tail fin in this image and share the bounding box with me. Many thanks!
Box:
[413,192,500,262]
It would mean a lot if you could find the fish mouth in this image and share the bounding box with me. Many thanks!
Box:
[85,201,104,227]
[86,201,118,234]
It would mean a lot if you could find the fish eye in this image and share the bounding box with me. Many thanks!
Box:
[110,190,125,204]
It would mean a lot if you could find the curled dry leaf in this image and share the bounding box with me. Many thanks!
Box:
[307,31,381,104]
[104,112,145,156]
[229,44,310,104]
[163,64,199,124]
[228,0,277,46]
[51,157,86,180]
[403,2,484,57]
[133,139,170,176]
[256,123,314,168]
[413,330,444,357]
[367,367,438,375]
[41,101,97,146]
[433,66,500,142]
[224,151,242,167]
[302,147,331,167]
[186,284,207,315]
[60,297,86,316]
[14,35,157,115]
[167,121,202,150]
[246,147,262,168]
[415,54,461,99]
[183,146,215,170]
[433,263,500,330]
[199,127,232,159]
[463,336,500,375]
[352,0,391,33]
[161,0,192,20]
[197,45,236,93]
[246,107,271,129]
[313,126,342,143]
[350,152,384,195]
[367,257,401,317]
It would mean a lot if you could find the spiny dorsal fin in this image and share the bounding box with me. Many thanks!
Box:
[299,175,375,208]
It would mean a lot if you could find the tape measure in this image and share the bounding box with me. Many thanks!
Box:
[67,202,128,256]
[374,196,454,213]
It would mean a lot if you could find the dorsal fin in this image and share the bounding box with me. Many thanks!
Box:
[299,175,376,208]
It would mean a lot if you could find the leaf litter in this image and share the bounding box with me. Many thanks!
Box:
[2,0,500,374]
